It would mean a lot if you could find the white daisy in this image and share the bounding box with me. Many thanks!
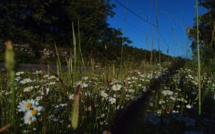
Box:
[36,96,43,101]
[186,104,192,109]
[75,81,88,88]
[100,91,108,98]
[109,97,116,104]
[15,77,21,81]
[33,70,43,75]
[16,71,24,76]
[23,86,34,92]
[40,88,50,95]
[17,99,38,112]
[82,76,89,80]
[128,89,135,93]
[81,83,88,88]
[43,74,49,78]
[25,106,43,117]
[112,84,122,91]
[48,75,56,80]
[48,81,56,85]
[20,78,32,84]
[161,90,173,96]
[69,94,74,100]
[24,114,36,125]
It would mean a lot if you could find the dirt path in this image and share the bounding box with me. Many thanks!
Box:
[110,59,185,134]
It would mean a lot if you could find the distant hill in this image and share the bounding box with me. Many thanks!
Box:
[0,41,174,67]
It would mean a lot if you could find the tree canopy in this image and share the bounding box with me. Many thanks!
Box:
[0,0,131,49]
[187,0,215,61]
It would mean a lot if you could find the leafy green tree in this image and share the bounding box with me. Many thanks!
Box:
[187,0,215,62]
[0,0,134,64]
[0,0,128,46]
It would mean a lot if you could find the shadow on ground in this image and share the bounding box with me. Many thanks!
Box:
[110,58,186,134]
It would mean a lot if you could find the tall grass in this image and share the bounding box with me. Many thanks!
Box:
[196,0,202,115]
[1,1,215,133]
[156,0,161,66]
[4,40,16,132]
[120,0,128,78]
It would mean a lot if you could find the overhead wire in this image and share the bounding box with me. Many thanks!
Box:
[114,14,149,34]
[114,0,170,51]
[115,0,156,28]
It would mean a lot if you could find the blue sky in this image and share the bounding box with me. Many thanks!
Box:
[107,0,207,58]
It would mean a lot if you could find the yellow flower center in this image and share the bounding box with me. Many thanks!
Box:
[31,109,38,115]
[88,106,92,111]
[111,99,115,103]
[104,130,110,134]
[25,103,32,108]
[115,85,118,89]
[28,117,32,121]
[28,87,31,91]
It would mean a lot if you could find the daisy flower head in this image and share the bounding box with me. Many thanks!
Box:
[20,78,32,84]
[128,89,135,93]
[69,94,74,100]
[43,74,49,78]
[186,104,192,109]
[75,81,88,88]
[170,96,176,101]
[172,110,179,114]
[161,90,173,96]
[16,71,24,76]
[109,97,116,104]
[112,84,122,91]
[24,114,36,125]
[33,70,43,75]
[142,86,147,92]
[100,91,108,98]
[18,99,39,112]
[36,96,43,101]
[87,106,92,111]
[48,81,56,85]
[15,77,21,81]
[25,105,43,117]
[55,104,67,110]
[131,76,138,80]
[23,86,34,92]
[48,75,57,80]
[81,82,88,88]
[40,88,50,95]
[82,76,89,81]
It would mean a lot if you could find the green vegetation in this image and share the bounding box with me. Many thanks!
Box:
[0,0,215,133]
[188,0,215,65]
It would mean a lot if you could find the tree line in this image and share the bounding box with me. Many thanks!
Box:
[0,0,131,50]
[188,0,215,64]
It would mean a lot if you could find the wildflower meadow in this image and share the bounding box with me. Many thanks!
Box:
[1,0,215,134]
